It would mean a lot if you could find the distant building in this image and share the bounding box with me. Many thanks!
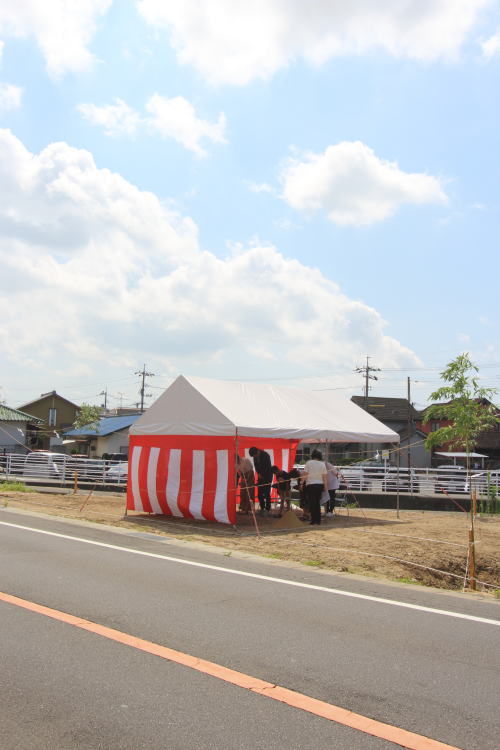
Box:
[63,414,140,457]
[350,396,431,468]
[417,399,500,467]
[0,405,43,454]
[17,391,80,450]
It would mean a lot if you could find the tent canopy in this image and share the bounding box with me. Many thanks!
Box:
[130,375,399,443]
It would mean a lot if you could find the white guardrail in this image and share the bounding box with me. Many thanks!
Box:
[1,453,499,496]
[336,465,500,495]
[0,453,128,488]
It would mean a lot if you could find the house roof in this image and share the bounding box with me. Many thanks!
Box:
[130,375,399,443]
[64,414,140,437]
[18,390,80,411]
[0,405,43,423]
[420,398,499,415]
[351,396,420,422]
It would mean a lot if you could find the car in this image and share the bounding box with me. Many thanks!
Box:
[105,461,128,482]
[103,453,128,463]
[22,451,66,478]
[435,465,467,493]
[467,469,500,493]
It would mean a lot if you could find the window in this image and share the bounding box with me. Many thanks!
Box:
[48,408,57,426]
[430,421,440,432]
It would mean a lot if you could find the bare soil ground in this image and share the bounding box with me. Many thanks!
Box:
[2,489,499,594]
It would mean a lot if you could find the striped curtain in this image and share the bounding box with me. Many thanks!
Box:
[127,435,298,524]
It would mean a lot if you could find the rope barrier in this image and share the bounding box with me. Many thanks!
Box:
[1,488,497,590]
[341,528,469,548]
[246,536,498,590]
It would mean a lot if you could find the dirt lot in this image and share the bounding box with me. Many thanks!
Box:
[1,488,499,594]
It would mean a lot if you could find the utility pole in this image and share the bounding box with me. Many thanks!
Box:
[99,387,108,410]
[354,356,381,405]
[354,356,381,459]
[407,376,413,496]
[135,364,155,412]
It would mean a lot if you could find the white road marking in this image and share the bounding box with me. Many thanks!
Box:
[1,518,498,627]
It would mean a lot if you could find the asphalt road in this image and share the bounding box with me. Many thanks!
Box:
[0,508,499,749]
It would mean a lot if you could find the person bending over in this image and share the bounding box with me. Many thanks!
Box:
[249,446,273,516]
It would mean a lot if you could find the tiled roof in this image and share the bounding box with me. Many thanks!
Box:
[0,405,43,422]
[351,396,420,422]
[64,414,140,437]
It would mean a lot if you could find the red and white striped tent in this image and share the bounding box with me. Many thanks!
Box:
[127,375,399,524]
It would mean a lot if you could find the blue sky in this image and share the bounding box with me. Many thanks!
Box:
[0,0,499,411]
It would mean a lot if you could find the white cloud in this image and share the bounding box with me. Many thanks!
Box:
[137,0,491,85]
[280,141,448,226]
[145,94,226,156]
[0,0,112,76]
[0,130,420,392]
[78,94,226,156]
[481,29,500,57]
[78,99,141,137]
[0,82,22,111]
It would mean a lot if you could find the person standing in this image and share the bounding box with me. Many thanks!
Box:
[301,449,328,525]
[236,454,255,513]
[249,446,273,515]
[325,461,340,516]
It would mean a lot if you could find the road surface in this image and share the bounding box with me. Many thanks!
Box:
[0,508,498,749]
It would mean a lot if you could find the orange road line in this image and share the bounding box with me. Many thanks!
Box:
[0,590,461,750]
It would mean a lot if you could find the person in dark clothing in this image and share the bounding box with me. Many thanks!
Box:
[249,446,273,515]
[271,466,292,516]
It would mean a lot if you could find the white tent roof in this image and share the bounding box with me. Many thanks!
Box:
[130,375,399,443]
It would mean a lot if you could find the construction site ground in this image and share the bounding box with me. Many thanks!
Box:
[1,488,499,595]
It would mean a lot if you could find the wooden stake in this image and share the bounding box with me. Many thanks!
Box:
[73,471,78,495]
[468,527,476,591]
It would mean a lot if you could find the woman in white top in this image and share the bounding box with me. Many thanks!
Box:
[301,449,328,525]
[325,462,340,516]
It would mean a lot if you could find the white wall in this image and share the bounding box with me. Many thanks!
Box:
[89,429,130,457]
[0,421,27,452]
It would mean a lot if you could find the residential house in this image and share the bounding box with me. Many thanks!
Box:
[417,399,500,468]
[17,391,80,450]
[0,405,43,454]
[63,414,140,458]
[350,396,431,468]
[296,395,429,467]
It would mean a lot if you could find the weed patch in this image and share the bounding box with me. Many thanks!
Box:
[0,481,32,493]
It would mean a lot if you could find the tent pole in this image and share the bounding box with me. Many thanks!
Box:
[235,429,260,537]
[234,429,239,530]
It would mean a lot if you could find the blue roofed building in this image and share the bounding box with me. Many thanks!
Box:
[63,414,140,458]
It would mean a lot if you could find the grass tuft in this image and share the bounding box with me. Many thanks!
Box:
[0,481,33,493]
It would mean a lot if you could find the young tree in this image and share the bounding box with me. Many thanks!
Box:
[424,353,499,468]
[73,403,102,431]
[424,353,499,589]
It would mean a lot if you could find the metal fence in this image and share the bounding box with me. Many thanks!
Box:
[1,452,499,497]
[0,453,128,488]
[336,465,500,496]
